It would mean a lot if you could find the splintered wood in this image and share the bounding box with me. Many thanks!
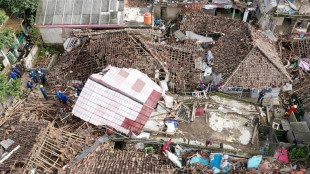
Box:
[22,124,89,174]
[48,31,204,92]
[34,54,52,68]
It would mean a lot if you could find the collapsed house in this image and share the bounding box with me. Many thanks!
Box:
[47,29,205,93]
[176,5,292,98]
[72,66,162,135]
[0,121,48,173]
[0,120,89,173]
[61,142,175,174]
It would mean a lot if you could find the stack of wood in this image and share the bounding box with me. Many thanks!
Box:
[34,54,53,68]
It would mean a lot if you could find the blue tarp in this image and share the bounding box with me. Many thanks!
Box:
[247,155,262,169]
[210,154,222,169]
[190,157,209,166]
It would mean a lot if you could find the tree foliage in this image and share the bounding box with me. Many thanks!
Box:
[0,28,14,50]
[289,147,308,159]
[28,28,43,46]
[0,66,22,106]
[0,12,7,26]
[0,71,10,104]
[0,0,38,14]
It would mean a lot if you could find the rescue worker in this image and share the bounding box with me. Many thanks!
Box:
[12,65,21,78]
[55,88,62,102]
[60,93,72,105]
[38,71,46,85]
[199,81,205,91]
[36,67,43,74]
[40,85,48,100]
[257,89,265,106]
[29,71,38,83]
[10,71,17,80]
[73,83,83,96]
[27,79,34,91]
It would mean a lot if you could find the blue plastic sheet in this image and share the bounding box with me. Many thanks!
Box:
[247,155,262,169]
[210,154,222,169]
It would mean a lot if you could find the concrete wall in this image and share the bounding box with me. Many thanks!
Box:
[40,28,73,43]
[154,5,182,20]
[24,45,38,69]
[301,112,310,129]
[250,88,280,98]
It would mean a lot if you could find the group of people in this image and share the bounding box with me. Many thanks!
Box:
[54,83,83,105]
[10,66,21,80]
[27,67,49,100]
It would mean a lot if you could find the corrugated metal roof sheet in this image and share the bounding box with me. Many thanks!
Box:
[72,66,162,135]
[35,0,124,25]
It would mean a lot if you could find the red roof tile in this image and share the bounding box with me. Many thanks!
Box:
[72,66,162,135]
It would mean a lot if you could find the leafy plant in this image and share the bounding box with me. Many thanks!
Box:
[28,28,43,46]
[38,44,62,57]
[0,0,38,15]
[0,12,7,26]
[0,28,14,50]
[0,70,10,108]
[289,147,308,159]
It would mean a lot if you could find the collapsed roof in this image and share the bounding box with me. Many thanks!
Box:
[47,30,204,92]
[0,121,48,173]
[72,66,162,135]
[178,5,291,89]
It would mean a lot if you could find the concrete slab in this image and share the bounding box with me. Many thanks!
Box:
[176,96,259,152]
[280,119,290,131]
[293,132,310,143]
[290,121,310,133]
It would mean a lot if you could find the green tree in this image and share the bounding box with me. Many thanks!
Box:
[0,12,7,26]
[28,28,43,46]
[0,28,14,50]
[0,71,10,108]
[0,67,22,109]
[9,78,22,97]
[0,0,38,15]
